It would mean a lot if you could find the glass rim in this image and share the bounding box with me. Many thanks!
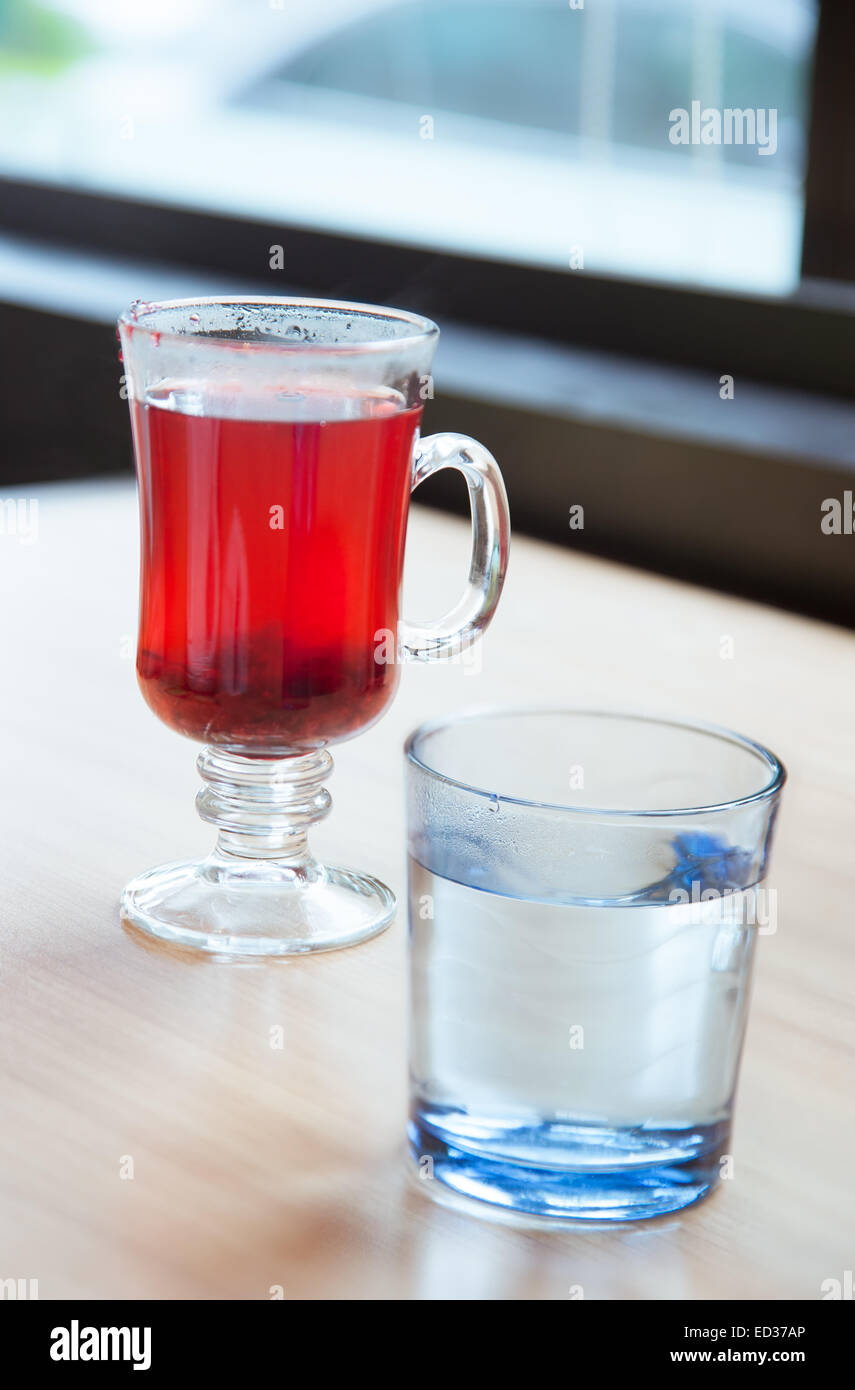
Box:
[117,294,439,355]
[404,705,787,818]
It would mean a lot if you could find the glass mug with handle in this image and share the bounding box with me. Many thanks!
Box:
[118,297,510,956]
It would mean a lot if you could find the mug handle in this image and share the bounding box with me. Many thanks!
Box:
[399,432,511,661]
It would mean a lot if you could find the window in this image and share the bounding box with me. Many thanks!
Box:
[0,0,818,292]
[1,1,853,626]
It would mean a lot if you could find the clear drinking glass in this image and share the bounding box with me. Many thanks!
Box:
[117,297,509,956]
[406,709,786,1221]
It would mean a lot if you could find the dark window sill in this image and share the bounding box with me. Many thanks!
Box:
[1,234,853,628]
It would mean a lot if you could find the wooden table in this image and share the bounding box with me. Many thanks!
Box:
[1,478,852,1300]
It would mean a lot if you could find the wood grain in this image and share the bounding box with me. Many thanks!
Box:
[0,478,852,1300]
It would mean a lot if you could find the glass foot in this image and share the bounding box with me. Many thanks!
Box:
[122,854,396,956]
[409,1116,726,1221]
[121,745,395,956]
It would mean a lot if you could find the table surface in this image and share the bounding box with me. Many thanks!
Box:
[1,478,852,1301]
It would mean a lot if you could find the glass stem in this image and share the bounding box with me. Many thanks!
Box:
[196,747,332,864]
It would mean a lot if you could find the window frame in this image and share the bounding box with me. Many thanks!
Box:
[1,1,853,626]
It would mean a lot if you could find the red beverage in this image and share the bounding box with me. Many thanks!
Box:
[133,386,421,752]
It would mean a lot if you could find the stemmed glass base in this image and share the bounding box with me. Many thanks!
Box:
[120,748,395,957]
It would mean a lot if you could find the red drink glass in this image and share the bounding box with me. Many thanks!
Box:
[118,297,510,956]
